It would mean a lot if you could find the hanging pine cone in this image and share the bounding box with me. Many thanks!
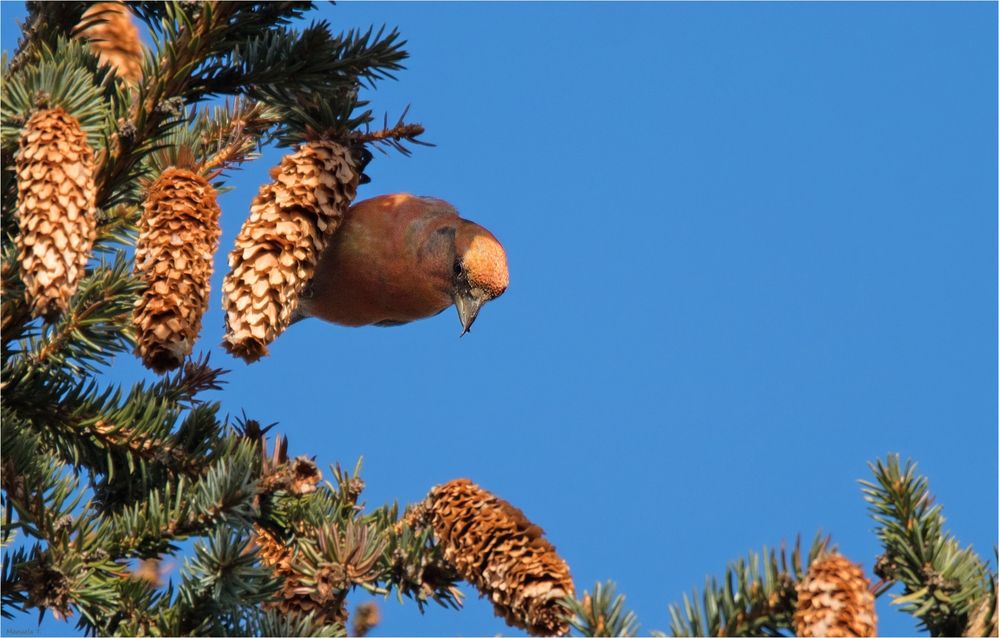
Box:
[78,2,143,83]
[14,107,97,320]
[420,479,575,636]
[222,140,359,362]
[794,553,877,637]
[132,167,221,373]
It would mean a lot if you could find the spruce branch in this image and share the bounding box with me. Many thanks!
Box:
[2,370,218,493]
[1,545,32,617]
[299,519,387,591]
[251,607,342,637]
[364,501,463,612]
[8,2,90,76]
[351,107,431,157]
[93,203,140,240]
[169,529,280,631]
[1,132,16,242]
[88,403,228,509]
[0,2,454,633]
[665,535,832,637]
[354,121,425,147]
[214,21,407,103]
[128,2,315,48]
[93,2,289,204]
[239,24,409,144]
[13,253,140,378]
[861,455,993,636]
[1,420,129,625]
[149,352,227,407]
[95,1,219,207]
[0,414,81,542]
[194,98,282,180]
[249,440,463,615]
[566,581,640,637]
[1,258,32,350]
[92,575,163,636]
[94,2,411,206]
[274,519,386,627]
[141,99,280,187]
[27,544,125,628]
[2,37,116,153]
[98,438,259,557]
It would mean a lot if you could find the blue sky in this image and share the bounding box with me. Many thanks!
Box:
[2,2,997,636]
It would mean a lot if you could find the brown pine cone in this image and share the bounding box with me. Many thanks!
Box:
[795,553,878,637]
[78,2,143,83]
[133,167,221,372]
[422,478,575,636]
[222,140,359,362]
[14,107,97,320]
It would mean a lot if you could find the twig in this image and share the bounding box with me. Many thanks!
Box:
[25,290,124,370]
[351,122,425,144]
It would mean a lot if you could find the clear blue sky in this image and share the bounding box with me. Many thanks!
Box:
[2,2,997,636]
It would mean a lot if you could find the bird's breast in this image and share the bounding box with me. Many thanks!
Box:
[300,207,456,327]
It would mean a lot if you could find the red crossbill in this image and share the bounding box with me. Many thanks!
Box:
[296,194,508,334]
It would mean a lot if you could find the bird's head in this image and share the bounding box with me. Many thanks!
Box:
[453,220,508,335]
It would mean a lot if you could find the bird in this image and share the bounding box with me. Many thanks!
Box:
[296,193,508,335]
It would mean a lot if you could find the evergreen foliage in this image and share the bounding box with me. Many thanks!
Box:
[861,456,995,637]
[566,581,640,638]
[1,3,453,635]
[664,535,832,637]
[563,457,995,637]
[1,3,993,637]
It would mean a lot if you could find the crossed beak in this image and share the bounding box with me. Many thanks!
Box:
[454,292,485,336]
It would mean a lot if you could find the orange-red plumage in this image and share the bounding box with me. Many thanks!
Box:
[298,194,508,333]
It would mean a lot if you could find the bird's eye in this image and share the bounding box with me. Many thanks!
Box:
[453,260,462,276]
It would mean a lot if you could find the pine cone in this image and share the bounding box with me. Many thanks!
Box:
[965,591,998,637]
[133,168,221,372]
[422,479,575,636]
[130,558,163,588]
[78,2,143,83]
[795,553,878,637]
[22,555,73,621]
[253,525,347,627]
[254,526,296,578]
[351,601,380,638]
[222,141,359,362]
[15,107,97,320]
